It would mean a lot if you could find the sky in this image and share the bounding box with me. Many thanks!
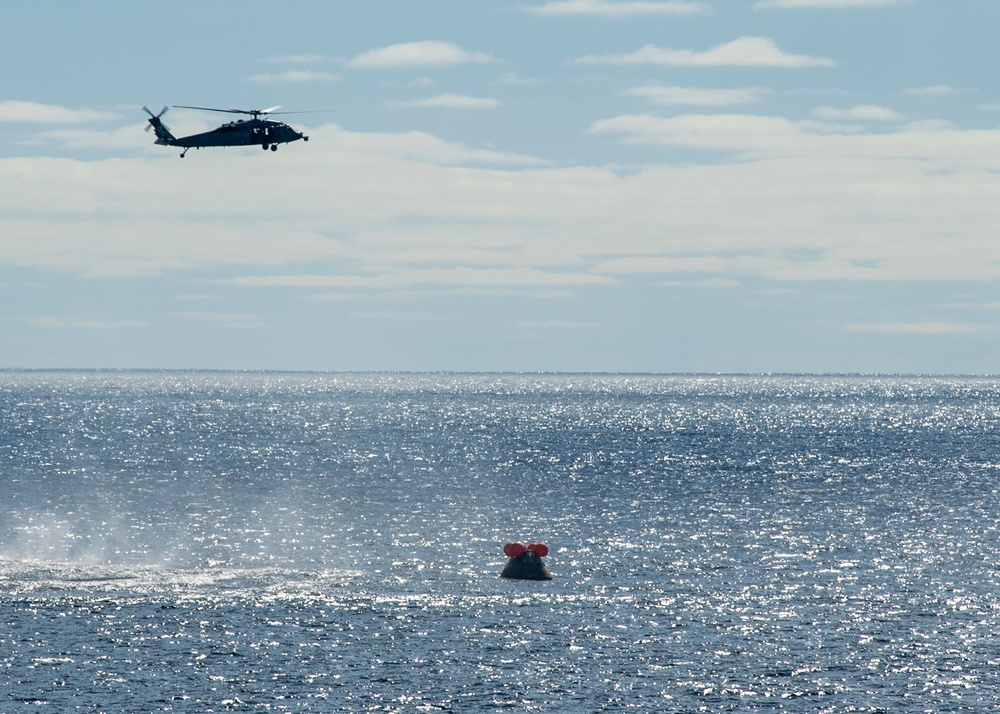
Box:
[2,0,1000,373]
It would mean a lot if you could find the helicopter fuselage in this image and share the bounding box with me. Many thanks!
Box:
[158,118,307,150]
[145,105,315,157]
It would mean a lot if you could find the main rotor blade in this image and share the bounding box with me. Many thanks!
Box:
[262,109,338,116]
[171,105,335,118]
[174,105,247,115]
[174,105,282,116]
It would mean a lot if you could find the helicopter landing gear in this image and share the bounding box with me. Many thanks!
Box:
[179,148,189,158]
[262,143,269,151]
[271,144,278,151]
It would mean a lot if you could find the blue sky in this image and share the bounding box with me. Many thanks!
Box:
[3,0,1000,372]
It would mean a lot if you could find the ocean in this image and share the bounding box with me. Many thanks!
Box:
[1,371,999,712]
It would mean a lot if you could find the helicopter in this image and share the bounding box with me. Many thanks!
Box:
[143,105,315,158]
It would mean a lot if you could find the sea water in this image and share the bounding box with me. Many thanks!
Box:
[1,372,999,712]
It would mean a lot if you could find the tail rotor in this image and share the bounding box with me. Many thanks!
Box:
[143,105,177,146]
[143,105,170,133]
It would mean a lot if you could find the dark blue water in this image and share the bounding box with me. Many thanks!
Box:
[2,372,999,711]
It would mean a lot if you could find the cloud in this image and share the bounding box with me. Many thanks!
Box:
[591,112,801,152]
[903,85,954,96]
[163,311,268,329]
[597,256,742,276]
[498,73,550,85]
[336,127,548,165]
[841,322,997,335]
[0,101,119,124]
[350,309,444,322]
[938,300,1000,311]
[387,94,502,109]
[247,70,338,83]
[588,112,994,163]
[5,120,1000,300]
[661,278,744,289]
[904,119,957,131]
[175,293,227,303]
[311,287,577,301]
[27,316,146,330]
[625,85,766,106]
[574,37,835,68]
[811,104,903,121]
[517,319,602,328]
[224,268,613,291]
[755,0,909,8]
[525,0,707,16]
[347,41,493,69]
[260,54,329,64]
[29,125,148,150]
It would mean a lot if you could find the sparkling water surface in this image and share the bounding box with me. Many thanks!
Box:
[2,372,999,712]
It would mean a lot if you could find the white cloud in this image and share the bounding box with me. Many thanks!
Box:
[597,256,741,276]
[347,41,493,69]
[903,85,954,96]
[661,278,744,289]
[260,54,329,64]
[27,316,146,330]
[350,309,444,322]
[589,112,993,163]
[311,287,577,301]
[175,293,226,303]
[904,119,957,131]
[5,119,1000,300]
[387,94,502,109]
[574,37,835,68]
[841,322,997,335]
[625,85,766,106]
[338,127,547,165]
[517,320,602,328]
[938,300,1000,311]
[247,70,338,83]
[0,101,119,124]
[163,311,268,329]
[811,104,903,121]
[498,73,550,85]
[29,125,148,150]
[755,0,909,8]
[591,112,800,152]
[525,0,707,16]
[224,268,613,290]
